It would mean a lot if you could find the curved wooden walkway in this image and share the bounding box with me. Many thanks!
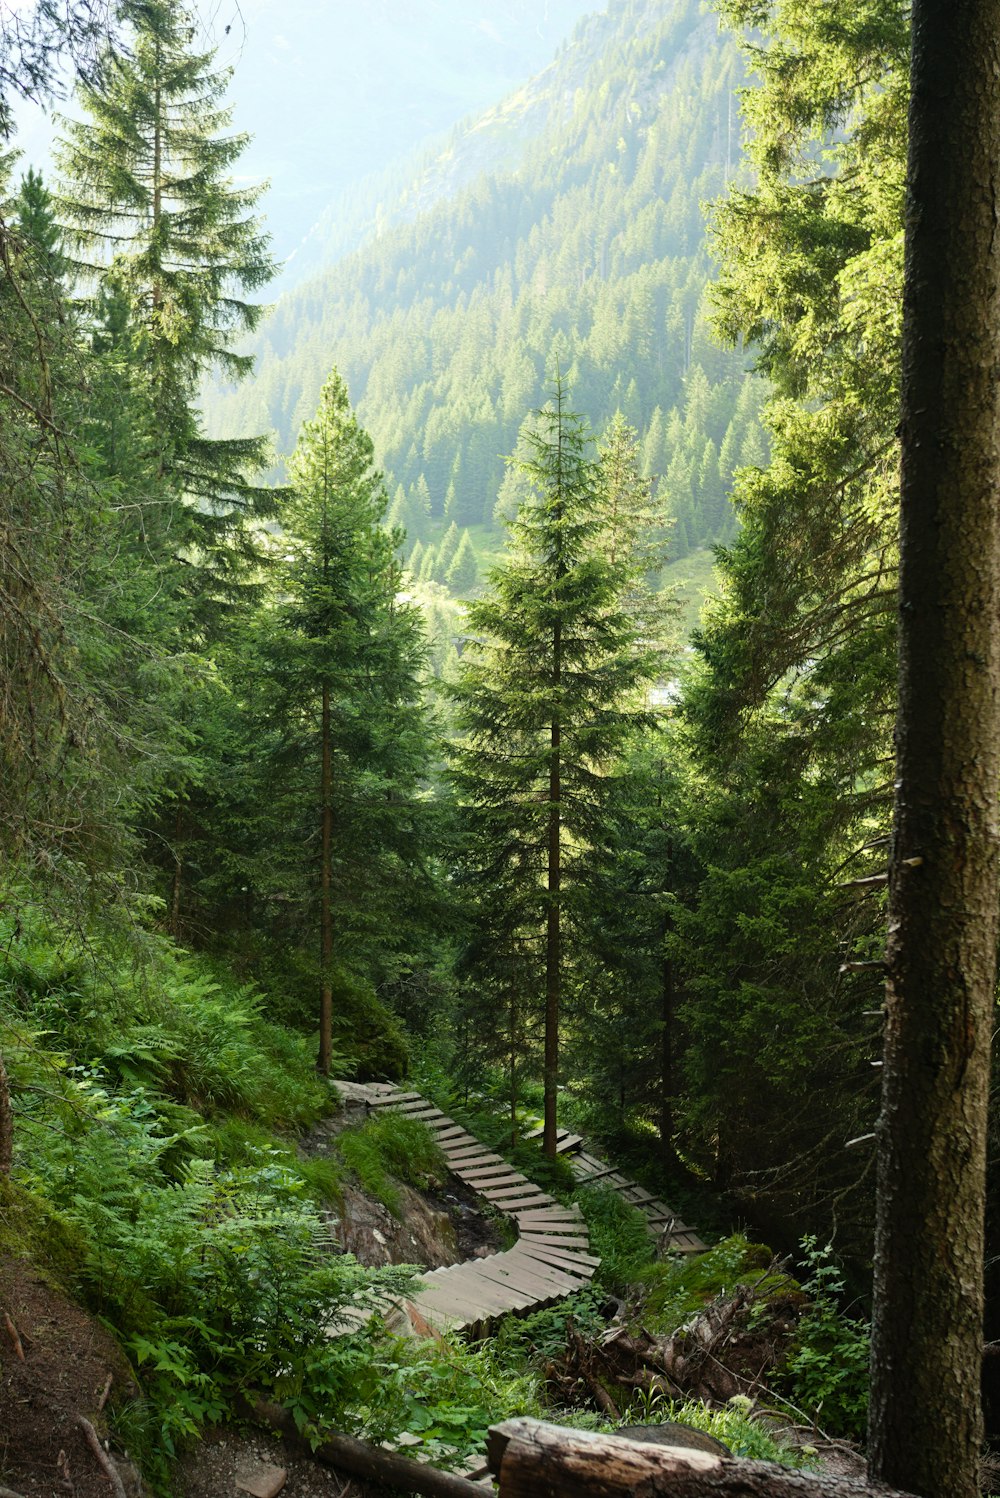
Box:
[334,1082,704,1341]
[524,1124,706,1254]
[336,1081,599,1335]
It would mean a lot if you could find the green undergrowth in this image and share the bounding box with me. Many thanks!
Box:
[621,1393,814,1467]
[363,1293,612,1468]
[638,1235,870,1441]
[0,900,429,1488]
[337,1111,448,1214]
[773,1237,870,1440]
[0,903,871,1482]
[355,1331,548,1467]
[0,1173,89,1283]
[575,1183,655,1291]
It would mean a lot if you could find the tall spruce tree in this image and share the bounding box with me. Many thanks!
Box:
[0,156,182,873]
[54,0,277,632]
[450,381,661,1153]
[663,0,907,1248]
[245,370,432,1074]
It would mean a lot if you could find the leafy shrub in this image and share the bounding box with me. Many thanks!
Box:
[205,1117,344,1207]
[337,1112,447,1215]
[354,1333,545,1468]
[15,1073,418,1475]
[775,1237,870,1439]
[0,908,426,1482]
[0,911,333,1132]
[492,1287,608,1367]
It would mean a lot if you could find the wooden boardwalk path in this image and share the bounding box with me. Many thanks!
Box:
[334,1082,600,1336]
[334,1083,703,1338]
[523,1125,706,1254]
[567,1147,705,1253]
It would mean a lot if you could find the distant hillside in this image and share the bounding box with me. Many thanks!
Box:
[204,0,767,579]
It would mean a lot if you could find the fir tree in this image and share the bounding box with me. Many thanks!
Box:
[435,520,461,578]
[252,369,431,1074]
[445,531,479,594]
[15,167,64,276]
[450,381,661,1153]
[54,0,278,631]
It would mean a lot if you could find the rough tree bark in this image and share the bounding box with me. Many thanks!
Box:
[869,2,1000,1494]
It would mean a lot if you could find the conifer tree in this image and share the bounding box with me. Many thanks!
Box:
[250,370,431,1074]
[445,531,479,594]
[16,166,64,274]
[435,520,461,579]
[54,0,277,630]
[450,381,661,1153]
[0,155,183,882]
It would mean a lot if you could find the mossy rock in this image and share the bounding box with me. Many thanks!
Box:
[620,1421,732,1457]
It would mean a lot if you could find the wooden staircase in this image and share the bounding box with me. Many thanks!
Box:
[332,1082,703,1336]
[334,1082,599,1335]
[522,1123,704,1252]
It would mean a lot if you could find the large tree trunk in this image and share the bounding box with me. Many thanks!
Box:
[869,4,1000,1494]
[318,679,334,1075]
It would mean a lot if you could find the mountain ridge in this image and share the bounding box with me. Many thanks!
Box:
[204,0,766,578]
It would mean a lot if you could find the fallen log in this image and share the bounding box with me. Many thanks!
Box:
[487,1418,919,1498]
[244,1396,488,1498]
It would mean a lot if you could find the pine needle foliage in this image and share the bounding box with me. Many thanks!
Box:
[54,0,280,631]
[450,379,663,1148]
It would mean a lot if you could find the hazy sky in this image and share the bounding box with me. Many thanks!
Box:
[11,0,598,259]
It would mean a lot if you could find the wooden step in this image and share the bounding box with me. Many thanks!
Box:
[523,1125,583,1154]
[571,1163,621,1184]
[619,1186,655,1206]
[513,1208,583,1226]
[519,1242,601,1270]
[459,1167,529,1185]
[480,1181,553,1201]
[416,1272,526,1319]
[556,1135,583,1154]
[515,1237,601,1268]
[405,1290,479,1328]
[472,1254,582,1302]
[444,1147,505,1166]
[514,1216,586,1228]
[480,1190,553,1211]
[515,1242,598,1278]
[518,1232,592,1252]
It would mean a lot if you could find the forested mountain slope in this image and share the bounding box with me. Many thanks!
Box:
[203,0,767,565]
